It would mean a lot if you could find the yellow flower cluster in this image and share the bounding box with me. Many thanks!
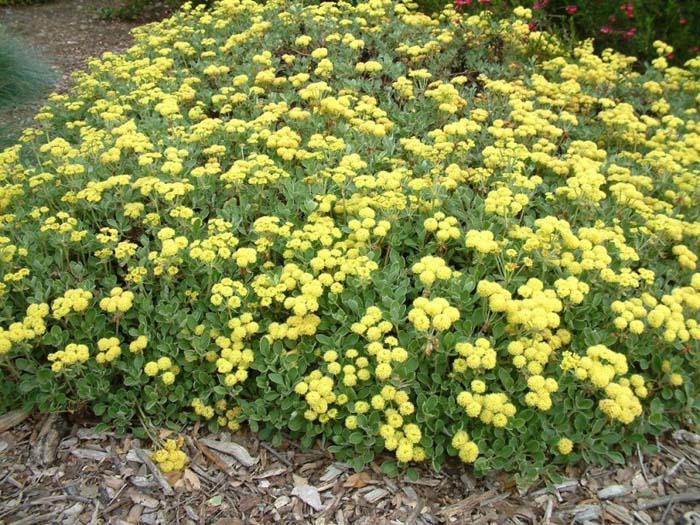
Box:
[611,297,650,334]
[562,345,627,387]
[47,343,90,372]
[457,388,516,427]
[453,338,497,371]
[96,337,121,364]
[151,438,188,473]
[508,279,563,332]
[465,230,501,255]
[214,400,243,431]
[553,277,589,305]
[524,375,558,411]
[144,356,179,385]
[210,278,247,308]
[557,437,574,455]
[672,245,697,270]
[191,398,215,419]
[484,187,529,216]
[51,288,93,319]
[408,297,460,332]
[599,382,643,424]
[423,212,460,242]
[508,331,570,374]
[451,430,479,463]
[128,335,148,353]
[295,371,338,422]
[561,345,647,424]
[411,256,453,286]
[0,303,49,355]
[99,287,134,313]
[376,386,424,463]
[350,307,390,340]
[367,337,408,381]
[215,314,257,387]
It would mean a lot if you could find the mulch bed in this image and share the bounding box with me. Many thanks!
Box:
[1,410,699,524]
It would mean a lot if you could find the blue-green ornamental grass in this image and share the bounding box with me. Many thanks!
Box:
[0,0,699,485]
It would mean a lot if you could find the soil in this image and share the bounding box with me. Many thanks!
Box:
[1,410,700,525]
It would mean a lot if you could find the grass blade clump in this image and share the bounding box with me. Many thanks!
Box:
[0,25,55,109]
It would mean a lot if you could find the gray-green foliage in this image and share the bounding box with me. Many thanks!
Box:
[0,25,55,109]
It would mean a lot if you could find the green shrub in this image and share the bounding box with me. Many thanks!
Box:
[427,0,700,65]
[96,0,206,20]
[0,0,699,485]
[0,0,52,5]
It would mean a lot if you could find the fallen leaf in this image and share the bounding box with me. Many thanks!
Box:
[127,489,160,509]
[0,410,29,432]
[291,485,325,512]
[174,469,201,492]
[363,487,389,503]
[292,474,308,487]
[239,495,261,513]
[199,438,258,467]
[319,463,345,483]
[253,466,287,479]
[212,519,244,525]
[208,495,223,507]
[344,471,372,489]
[165,470,183,487]
[71,448,109,461]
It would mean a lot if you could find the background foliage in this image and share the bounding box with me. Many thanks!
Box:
[420,0,699,64]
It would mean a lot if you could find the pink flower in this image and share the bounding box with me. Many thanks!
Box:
[680,17,688,26]
[665,52,674,60]
[600,25,613,34]
[622,27,636,39]
[454,0,472,6]
[565,5,578,14]
[620,2,634,18]
[533,0,549,9]
[608,15,617,23]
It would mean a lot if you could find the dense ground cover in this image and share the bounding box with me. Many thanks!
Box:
[0,0,699,484]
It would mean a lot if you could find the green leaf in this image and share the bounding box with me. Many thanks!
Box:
[380,460,399,477]
[405,467,420,482]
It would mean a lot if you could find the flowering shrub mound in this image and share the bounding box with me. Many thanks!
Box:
[1,0,700,483]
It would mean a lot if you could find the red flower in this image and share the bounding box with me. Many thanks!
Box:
[608,15,617,23]
[622,27,636,39]
[565,5,578,14]
[600,26,612,34]
[533,0,549,9]
[665,52,674,60]
[680,17,688,26]
[528,20,536,31]
[454,0,473,6]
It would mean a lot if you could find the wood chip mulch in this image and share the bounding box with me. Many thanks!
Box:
[1,410,700,525]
